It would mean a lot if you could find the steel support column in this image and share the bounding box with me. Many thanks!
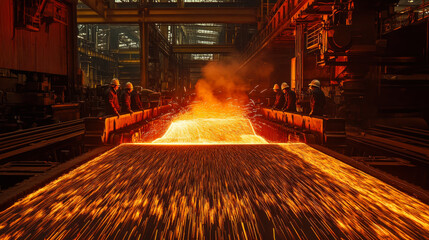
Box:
[140,23,149,88]
[295,24,304,95]
[67,0,78,101]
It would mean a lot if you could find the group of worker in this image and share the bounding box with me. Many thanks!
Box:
[106,77,326,117]
[105,78,144,117]
[272,79,325,117]
[272,82,297,112]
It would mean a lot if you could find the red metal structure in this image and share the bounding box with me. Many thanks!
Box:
[0,0,76,77]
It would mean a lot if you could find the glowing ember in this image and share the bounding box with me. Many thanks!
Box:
[0,143,428,239]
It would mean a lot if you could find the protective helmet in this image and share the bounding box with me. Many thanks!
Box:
[110,78,120,86]
[125,82,133,90]
[273,84,280,90]
[135,86,142,92]
[309,79,321,88]
[281,82,289,90]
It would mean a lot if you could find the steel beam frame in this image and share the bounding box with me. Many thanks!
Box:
[173,45,236,54]
[77,8,258,24]
[240,0,334,69]
[140,23,149,88]
[115,44,236,54]
[80,0,106,17]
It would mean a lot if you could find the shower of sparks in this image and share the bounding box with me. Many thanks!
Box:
[151,101,267,144]
[0,143,428,239]
[153,118,267,144]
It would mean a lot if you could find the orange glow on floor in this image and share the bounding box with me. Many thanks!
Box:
[0,143,428,239]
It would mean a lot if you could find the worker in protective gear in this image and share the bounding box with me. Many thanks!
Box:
[308,79,325,116]
[272,83,285,110]
[281,82,296,112]
[105,78,121,117]
[131,86,144,111]
[122,82,134,114]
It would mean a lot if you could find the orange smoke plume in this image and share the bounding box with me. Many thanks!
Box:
[153,60,269,144]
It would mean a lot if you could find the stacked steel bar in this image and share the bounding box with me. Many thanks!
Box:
[0,143,428,239]
[0,119,84,163]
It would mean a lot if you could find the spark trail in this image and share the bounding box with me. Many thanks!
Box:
[0,143,428,239]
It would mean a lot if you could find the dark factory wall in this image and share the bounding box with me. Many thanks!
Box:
[0,0,70,76]
[385,21,428,65]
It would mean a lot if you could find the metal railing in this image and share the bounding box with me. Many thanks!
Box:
[240,0,310,67]
[0,119,85,162]
[78,38,117,62]
[382,2,429,34]
[306,23,322,52]
[112,0,258,8]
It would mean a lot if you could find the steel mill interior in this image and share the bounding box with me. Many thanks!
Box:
[0,0,429,239]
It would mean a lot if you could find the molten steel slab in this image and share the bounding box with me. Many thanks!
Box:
[153,118,267,144]
[0,143,428,239]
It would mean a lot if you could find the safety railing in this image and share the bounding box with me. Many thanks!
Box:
[260,108,345,145]
[305,23,322,52]
[112,0,257,8]
[382,2,429,34]
[240,0,311,67]
[78,38,117,62]
[84,104,173,145]
[0,119,85,162]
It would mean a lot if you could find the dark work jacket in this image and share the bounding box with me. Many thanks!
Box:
[272,91,285,110]
[283,89,297,112]
[310,87,326,116]
[131,92,144,111]
[121,91,133,113]
[105,87,120,116]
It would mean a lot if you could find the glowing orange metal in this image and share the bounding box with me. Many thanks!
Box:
[152,102,267,144]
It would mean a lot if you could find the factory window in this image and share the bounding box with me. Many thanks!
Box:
[114,0,139,2]
[168,25,173,43]
[191,54,213,60]
[150,0,226,2]
[196,35,215,39]
[184,0,225,2]
[195,23,222,26]
[197,40,215,44]
[197,29,218,35]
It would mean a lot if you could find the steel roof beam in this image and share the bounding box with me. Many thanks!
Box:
[77,8,258,24]
[173,45,236,54]
[114,45,236,54]
[80,0,106,17]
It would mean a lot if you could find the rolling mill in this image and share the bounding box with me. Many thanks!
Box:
[1,0,429,239]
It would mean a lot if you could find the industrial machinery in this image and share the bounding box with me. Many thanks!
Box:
[0,104,174,193]
[259,108,346,146]
[84,104,173,147]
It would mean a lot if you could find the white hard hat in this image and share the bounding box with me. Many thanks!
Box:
[110,78,120,86]
[125,82,133,90]
[273,84,280,90]
[281,82,289,90]
[309,79,321,88]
